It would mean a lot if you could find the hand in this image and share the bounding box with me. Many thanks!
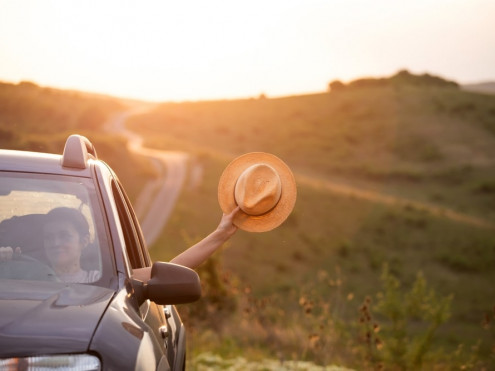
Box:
[216,206,240,238]
[0,246,21,262]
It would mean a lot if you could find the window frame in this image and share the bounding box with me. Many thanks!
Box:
[111,179,151,270]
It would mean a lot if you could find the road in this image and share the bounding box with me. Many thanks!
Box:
[107,110,190,247]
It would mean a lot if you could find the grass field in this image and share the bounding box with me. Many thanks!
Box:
[127,74,495,369]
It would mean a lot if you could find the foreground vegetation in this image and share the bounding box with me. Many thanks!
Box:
[2,72,495,369]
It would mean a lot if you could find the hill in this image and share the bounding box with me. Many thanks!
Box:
[2,72,495,368]
[0,80,155,199]
[128,71,495,223]
[127,70,495,368]
[463,81,495,95]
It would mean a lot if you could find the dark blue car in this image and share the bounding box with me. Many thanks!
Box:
[0,135,201,370]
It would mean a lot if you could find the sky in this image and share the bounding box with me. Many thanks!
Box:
[0,0,494,102]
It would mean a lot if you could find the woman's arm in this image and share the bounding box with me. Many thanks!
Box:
[170,206,239,269]
[133,207,240,281]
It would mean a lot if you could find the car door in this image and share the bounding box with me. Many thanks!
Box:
[111,179,171,367]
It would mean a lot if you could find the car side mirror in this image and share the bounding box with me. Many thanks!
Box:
[132,262,201,305]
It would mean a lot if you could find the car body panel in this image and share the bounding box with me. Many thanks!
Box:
[90,287,170,370]
[0,280,114,358]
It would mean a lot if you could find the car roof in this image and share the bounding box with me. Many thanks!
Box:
[0,135,100,177]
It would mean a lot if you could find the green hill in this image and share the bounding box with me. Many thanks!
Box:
[127,71,495,368]
[128,71,495,223]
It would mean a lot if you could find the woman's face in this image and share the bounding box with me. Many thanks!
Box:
[43,221,88,272]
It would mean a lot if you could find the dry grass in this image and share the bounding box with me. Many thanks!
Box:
[129,82,495,368]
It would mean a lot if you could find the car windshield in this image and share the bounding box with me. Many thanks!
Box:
[0,172,111,286]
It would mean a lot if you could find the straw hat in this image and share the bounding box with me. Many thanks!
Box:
[218,152,297,232]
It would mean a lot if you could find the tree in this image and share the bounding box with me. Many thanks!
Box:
[328,80,346,92]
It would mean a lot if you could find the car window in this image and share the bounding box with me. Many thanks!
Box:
[116,179,150,266]
[111,180,147,269]
[0,172,109,285]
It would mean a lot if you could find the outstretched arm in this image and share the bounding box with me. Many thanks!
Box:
[170,206,239,269]
[133,207,240,281]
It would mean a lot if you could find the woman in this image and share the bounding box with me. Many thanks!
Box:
[43,207,100,283]
[1,206,239,283]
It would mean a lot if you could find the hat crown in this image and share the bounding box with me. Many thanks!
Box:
[234,164,282,216]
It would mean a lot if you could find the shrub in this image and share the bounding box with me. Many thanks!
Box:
[357,264,452,370]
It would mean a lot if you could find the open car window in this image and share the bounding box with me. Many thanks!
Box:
[0,172,111,285]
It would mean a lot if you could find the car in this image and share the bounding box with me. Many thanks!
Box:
[0,134,201,370]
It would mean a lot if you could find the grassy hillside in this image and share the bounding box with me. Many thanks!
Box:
[127,71,495,369]
[0,81,155,199]
[2,73,495,369]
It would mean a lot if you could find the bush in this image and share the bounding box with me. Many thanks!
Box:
[357,264,452,370]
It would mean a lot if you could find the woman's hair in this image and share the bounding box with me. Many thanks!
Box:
[45,207,90,237]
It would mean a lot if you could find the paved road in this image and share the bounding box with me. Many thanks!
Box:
[107,111,189,247]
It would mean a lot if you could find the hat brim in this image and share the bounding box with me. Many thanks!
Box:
[218,152,297,232]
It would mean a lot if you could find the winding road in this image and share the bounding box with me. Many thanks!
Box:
[107,110,190,247]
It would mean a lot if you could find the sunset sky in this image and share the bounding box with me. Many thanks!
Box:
[1,0,494,102]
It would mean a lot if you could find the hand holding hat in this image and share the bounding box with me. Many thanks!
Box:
[218,152,297,232]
